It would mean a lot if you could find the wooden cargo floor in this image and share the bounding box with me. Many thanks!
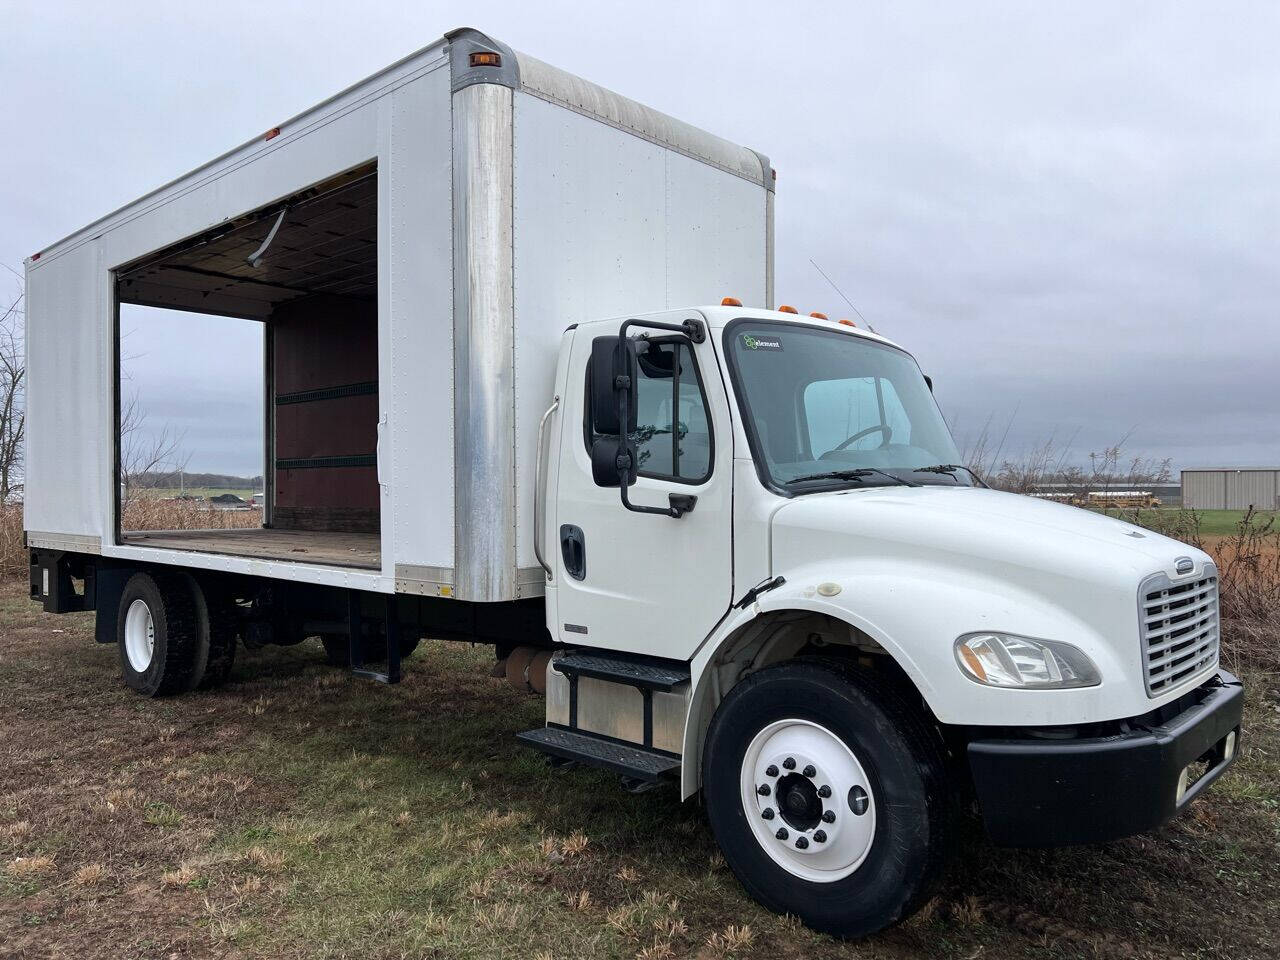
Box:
[120,528,381,570]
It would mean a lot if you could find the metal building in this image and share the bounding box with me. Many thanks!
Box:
[1181,468,1280,510]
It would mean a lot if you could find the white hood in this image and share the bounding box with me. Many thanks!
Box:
[765,486,1216,726]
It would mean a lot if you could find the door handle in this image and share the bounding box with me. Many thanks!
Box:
[559,524,586,581]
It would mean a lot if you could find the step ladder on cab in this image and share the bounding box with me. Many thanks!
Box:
[517,650,691,791]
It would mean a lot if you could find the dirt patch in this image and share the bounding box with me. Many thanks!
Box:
[2,580,1279,959]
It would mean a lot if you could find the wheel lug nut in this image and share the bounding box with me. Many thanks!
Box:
[757,783,771,796]
[817,785,831,798]
[765,764,778,777]
[795,836,809,849]
[822,810,836,823]
[802,764,816,778]
[776,827,788,840]
[783,757,796,770]
[813,830,827,843]
[761,808,775,820]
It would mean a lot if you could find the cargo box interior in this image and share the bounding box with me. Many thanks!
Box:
[114,163,381,570]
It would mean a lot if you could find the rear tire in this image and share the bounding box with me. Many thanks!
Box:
[702,658,950,938]
[116,571,201,697]
[182,574,238,690]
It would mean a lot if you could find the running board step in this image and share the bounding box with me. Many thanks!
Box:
[553,651,690,692]
[517,727,681,781]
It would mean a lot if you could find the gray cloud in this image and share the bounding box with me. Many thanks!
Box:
[5,2,1277,475]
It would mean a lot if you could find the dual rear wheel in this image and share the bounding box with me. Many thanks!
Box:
[116,571,237,697]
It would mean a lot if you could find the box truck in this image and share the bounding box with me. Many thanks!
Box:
[24,28,1243,937]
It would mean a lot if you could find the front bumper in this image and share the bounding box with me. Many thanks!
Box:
[968,670,1244,846]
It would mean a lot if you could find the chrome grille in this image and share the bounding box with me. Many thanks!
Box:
[1140,571,1219,696]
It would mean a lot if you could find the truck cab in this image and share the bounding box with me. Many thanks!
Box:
[527,304,1243,935]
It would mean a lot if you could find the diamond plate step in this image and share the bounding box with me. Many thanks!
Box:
[552,652,690,691]
[517,726,681,781]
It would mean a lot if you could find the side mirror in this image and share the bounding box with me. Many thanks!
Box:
[589,336,638,437]
[591,437,636,487]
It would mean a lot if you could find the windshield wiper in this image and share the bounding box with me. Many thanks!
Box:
[913,463,989,488]
[786,468,920,488]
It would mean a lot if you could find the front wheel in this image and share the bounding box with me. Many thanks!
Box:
[702,659,951,938]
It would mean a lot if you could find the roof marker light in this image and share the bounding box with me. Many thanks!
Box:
[809,312,828,320]
[721,296,742,306]
[778,305,798,314]
[470,51,502,68]
[839,319,857,327]
[264,127,281,141]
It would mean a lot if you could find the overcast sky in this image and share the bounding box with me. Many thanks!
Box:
[3,1,1276,476]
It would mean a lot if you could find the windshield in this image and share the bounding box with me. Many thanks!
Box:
[725,321,967,491]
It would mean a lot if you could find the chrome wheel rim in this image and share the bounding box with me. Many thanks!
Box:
[124,598,155,672]
[739,719,876,882]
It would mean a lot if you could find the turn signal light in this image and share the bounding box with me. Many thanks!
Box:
[470,51,502,68]
[838,319,857,327]
[721,296,742,306]
[809,312,828,320]
[778,305,798,314]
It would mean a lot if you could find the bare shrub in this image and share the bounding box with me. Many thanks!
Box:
[0,503,25,579]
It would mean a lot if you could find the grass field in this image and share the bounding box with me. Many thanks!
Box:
[2,581,1278,959]
[1098,508,1278,537]
[138,487,259,501]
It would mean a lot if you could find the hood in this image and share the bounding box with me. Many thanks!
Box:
[770,487,1210,587]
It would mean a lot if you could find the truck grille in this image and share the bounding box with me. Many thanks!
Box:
[1140,571,1219,696]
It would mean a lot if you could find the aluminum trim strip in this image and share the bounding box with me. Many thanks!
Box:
[26,531,103,555]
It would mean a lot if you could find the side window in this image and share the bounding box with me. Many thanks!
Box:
[803,377,910,457]
[585,339,713,483]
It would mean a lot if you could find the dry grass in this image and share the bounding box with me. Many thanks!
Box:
[1120,506,1280,674]
[0,579,1276,959]
[121,496,262,533]
[0,499,260,579]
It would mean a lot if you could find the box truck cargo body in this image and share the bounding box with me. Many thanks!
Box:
[24,28,772,601]
[25,29,1244,939]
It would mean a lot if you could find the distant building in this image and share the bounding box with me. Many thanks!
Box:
[1181,468,1280,510]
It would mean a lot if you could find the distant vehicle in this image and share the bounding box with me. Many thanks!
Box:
[23,28,1241,938]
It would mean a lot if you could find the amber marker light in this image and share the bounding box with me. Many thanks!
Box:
[721,296,742,306]
[778,305,798,314]
[470,51,502,67]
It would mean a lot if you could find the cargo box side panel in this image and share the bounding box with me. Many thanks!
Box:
[510,91,768,572]
[24,244,109,549]
[386,62,456,591]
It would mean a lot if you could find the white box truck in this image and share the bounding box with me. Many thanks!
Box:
[24,28,1243,937]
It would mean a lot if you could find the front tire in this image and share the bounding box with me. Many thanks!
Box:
[702,659,950,938]
[116,572,201,697]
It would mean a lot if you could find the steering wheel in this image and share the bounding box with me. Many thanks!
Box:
[831,424,892,452]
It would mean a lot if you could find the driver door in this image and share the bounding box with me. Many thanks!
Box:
[549,315,734,660]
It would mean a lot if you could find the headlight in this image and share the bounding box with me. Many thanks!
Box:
[955,632,1100,689]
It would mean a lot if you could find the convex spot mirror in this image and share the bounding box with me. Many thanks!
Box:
[591,437,637,488]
